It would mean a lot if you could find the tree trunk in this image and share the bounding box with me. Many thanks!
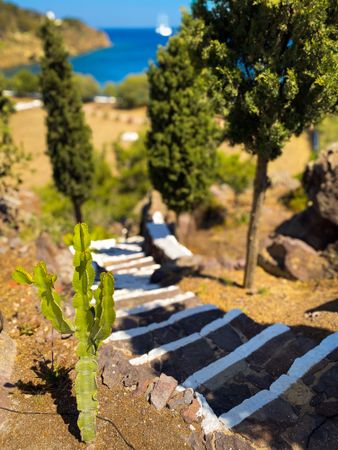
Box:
[72,199,83,224]
[244,154,269,289]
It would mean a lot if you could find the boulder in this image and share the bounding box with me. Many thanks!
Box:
[277,206,338,251]
[303,143,338,226]
[259,235,328,281]
[276,144,338,251]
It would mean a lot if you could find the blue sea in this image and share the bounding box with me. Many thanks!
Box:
[71,28,173,84]
[5,28,173,85]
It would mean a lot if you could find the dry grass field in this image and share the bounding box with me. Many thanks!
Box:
[10,102,311,189]
[219,133,311,179]
[10,103,148,187]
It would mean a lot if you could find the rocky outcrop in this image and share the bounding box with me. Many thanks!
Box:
[303,143,338,225]
[261,144,338,280]
[259,235,328,281]
[276,206,337,251]
[277,144,338,251]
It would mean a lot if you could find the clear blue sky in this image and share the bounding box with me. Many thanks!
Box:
[11,0,192,28]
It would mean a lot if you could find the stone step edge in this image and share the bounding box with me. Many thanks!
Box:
[129,309,243,366]
[105,256,155,271]
[114,332,338,448]
[115,291,197,319]
[216,331,338,431]
[188,331,338,442]
[107,303,219,342]
[103,333,338,443]
[100,326,338,450]
[114,285,180,302]
[111,264,161,275]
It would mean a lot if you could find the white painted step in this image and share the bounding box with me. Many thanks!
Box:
[105,256,155,272]
[90,238,117,251]
[130,309,243,366]
[114,273,159,291]
[181,324,290,390]
[218,331,338,431]
[111,264,160,276]
[92,251,145,267]
[107,304,218,342]
[114,285,180,302]
[116,291,196,319]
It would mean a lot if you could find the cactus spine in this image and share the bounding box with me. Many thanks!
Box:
[13,224,116,443]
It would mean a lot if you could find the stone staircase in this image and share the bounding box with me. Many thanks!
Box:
[87,231,338,450]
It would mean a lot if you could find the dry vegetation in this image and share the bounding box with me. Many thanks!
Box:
[11,103,310,188]
[10,104,148,187]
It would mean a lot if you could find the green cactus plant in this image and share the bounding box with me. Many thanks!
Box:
[13,223,116,443]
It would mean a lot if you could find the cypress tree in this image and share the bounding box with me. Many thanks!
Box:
[40,19,94,223]
[193,0,338,288]
[147,14,220,216]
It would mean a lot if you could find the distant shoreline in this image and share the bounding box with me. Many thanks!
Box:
[3,28,174,84]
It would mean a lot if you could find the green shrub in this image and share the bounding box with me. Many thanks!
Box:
[317,116,338,151]
[112,137,151,219]
[9,70,40,95]
[280,186,308,213]
[0,72,9,90]
[74,74,100,101]
[216,152,255,199]
[36,184,74,240]
[116,74,149,109]
[102,82,117,97]
[37,141,150,240]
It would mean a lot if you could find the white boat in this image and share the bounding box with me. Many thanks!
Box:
[156,15,173,37]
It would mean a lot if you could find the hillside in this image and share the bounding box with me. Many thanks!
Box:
[0,0,110,69]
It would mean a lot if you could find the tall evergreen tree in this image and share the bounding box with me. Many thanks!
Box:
[193,0,338,288]
[40,19,94,223]
[147,14,220,216]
